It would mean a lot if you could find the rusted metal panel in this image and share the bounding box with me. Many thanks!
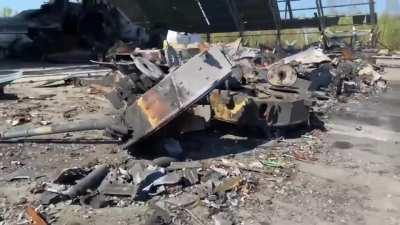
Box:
[209,88,310,129]
[122,46,233,148]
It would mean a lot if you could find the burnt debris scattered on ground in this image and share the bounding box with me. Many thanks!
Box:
[0,37,395,225]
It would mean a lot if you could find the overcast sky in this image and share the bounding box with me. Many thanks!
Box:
[0,0,391,15]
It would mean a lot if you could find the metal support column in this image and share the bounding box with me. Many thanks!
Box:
[269,0,282,48]
[316,0,327,49]
[369,0,376,25]
[225,0,244,36]
[369,0,377,48]
[285,0,294,20]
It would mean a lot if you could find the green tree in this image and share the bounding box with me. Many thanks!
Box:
[1,7,13,17]
[379,14,400,50]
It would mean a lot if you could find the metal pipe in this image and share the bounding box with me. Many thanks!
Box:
[279,2,371,12]
[65,165,109,198]
[0,119,110,140]
[195,0,211,26]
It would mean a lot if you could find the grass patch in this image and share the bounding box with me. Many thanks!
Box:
[378,14,400,50]
[206,15,400,50]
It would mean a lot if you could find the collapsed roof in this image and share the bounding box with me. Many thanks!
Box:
[110,0,376,33]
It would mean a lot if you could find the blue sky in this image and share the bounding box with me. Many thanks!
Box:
[0,0,393,15]
[0,0,46,12]
[278,0,389,17]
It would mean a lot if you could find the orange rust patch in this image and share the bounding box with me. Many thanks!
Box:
[210,91,248,123]
[198,42,210,54]
[137,89,172,128]
[341,48,353,60]
[26,207,48,225]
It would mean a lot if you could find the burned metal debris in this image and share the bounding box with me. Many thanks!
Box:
[0,0,149,60]
[0,34,390,225]
[0,39,388,146]
[0,46,234,150]
[0,70,22,97]
[209,88,310,132]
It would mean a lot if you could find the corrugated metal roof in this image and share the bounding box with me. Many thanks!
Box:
[110,0,374,33]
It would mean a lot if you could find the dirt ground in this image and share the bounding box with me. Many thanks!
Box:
[0,66,399,225]
[266,81,400,225]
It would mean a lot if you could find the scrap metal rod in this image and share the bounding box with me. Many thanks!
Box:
[0,120,110,140]
[195,0,211,26]
[280,2,371,12]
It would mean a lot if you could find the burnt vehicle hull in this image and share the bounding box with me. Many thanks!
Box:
[210,88,310,130]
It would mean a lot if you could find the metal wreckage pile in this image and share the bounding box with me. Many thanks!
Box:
[0,0,149,61]
[0,39,388,224]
